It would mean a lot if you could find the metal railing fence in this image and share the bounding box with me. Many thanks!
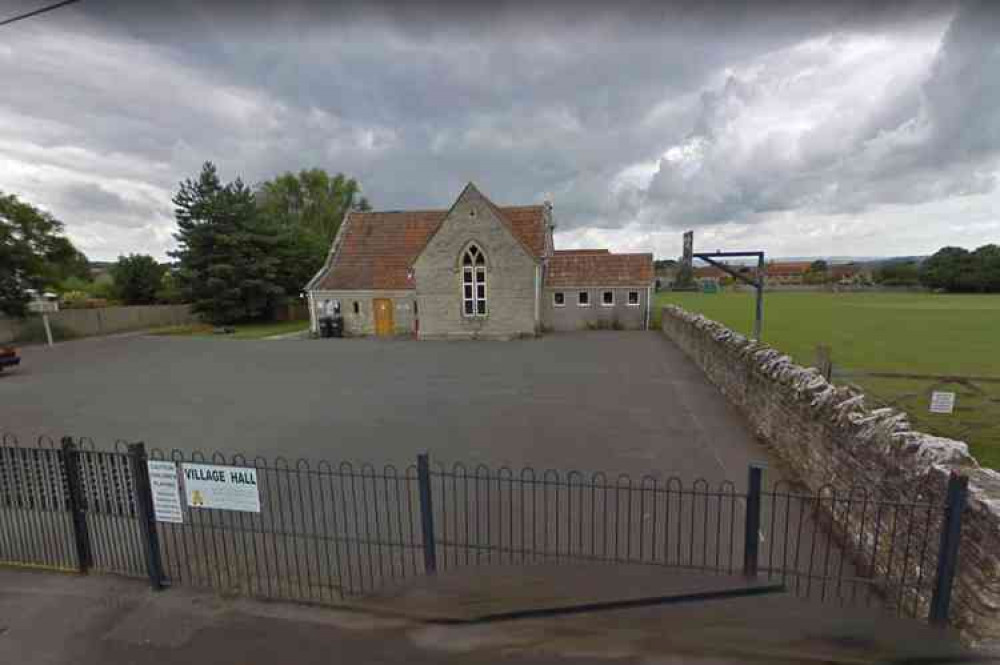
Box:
[0,433,968,624]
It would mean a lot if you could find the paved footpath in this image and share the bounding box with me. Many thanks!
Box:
[0,568,970,665]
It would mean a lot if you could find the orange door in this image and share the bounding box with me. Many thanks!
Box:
[373,298,394,337]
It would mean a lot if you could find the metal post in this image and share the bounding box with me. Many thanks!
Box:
[743,463,765,577]
[60,436,92,573]
[929,472,969,624]
[127,442,166,590]
[815,344,833,381]
[416,452,437,575]
[42,313,54,347]
[753,255,764,340]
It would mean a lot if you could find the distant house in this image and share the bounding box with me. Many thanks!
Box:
[830,263,869,284]
[305,183,655,339]
[693,266,728,281]
[766,261,813,285]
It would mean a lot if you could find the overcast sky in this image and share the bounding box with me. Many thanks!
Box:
[1,0,998,261]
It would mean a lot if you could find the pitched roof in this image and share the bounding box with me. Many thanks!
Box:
[545,252,654,288]
[766,261,813,276]
[693,266,728,279]
[554,249,610,255]
[831,264,861,277]
[313,205,547,290]
[500,205,548,258]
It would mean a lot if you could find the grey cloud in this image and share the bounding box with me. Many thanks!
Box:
[59,183,145,219]
[643,0,1000,229]
[0,0,992,260]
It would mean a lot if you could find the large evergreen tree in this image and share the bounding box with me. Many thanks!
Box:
[170,162,287,324]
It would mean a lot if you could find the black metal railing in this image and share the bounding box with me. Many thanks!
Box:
[0,433,967,624]
[0,434,146,576]
[146,449,423,602]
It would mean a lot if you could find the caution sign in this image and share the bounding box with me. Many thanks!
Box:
[181,463,261,513]
[147,460,184,523]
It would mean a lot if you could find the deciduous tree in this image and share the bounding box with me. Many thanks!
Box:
[0,191,90,316]
[111,254,166,305]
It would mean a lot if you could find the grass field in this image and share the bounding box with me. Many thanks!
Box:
[655,291,1000,469]
[149,320,309,340]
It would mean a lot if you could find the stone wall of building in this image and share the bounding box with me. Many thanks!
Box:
[308,290,416,336]
[661,304,1000,646]
[541,286,649,331]
[413,187,538,340]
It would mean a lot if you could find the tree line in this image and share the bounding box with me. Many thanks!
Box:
[170,162,369,323]
[918,245,1000,292]
[869,245,1000,291]
[1,163,369,322]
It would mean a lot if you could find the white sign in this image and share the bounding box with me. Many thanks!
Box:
[181,463,261,513]
[27,300,59,313]
[147,461,184,523]
[929,391,956,414]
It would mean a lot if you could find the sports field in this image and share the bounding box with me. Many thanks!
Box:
[655,291,1000,469]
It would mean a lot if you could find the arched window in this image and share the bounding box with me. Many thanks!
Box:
[461,244,487,317]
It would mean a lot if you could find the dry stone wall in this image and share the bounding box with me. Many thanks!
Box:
[661,305,1000,646]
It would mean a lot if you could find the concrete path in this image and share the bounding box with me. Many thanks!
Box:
[2,331,775,487]
[0,568,969,665]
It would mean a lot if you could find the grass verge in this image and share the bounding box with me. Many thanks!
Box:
[654,291,1000,468]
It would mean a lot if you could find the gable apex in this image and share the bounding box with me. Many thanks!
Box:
[412,183,543,266]
[449,181,491,211]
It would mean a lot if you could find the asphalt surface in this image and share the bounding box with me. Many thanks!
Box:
[0,568,972,665]
[2,331,774,486]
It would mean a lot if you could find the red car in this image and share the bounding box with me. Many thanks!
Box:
[0,346,20,373]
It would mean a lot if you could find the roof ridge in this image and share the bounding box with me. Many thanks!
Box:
[351,208,448,215]
[353,204,543,216]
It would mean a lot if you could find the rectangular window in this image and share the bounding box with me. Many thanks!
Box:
[353,301,360,314]
[578,291,590,306]
[601,290,614,306]
[627,291,640,306]
[553,292,565,307]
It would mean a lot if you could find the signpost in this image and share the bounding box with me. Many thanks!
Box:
[147,460,184,523]
[27,299,58,347]
[181,463,261,513]
[929,391,956,414]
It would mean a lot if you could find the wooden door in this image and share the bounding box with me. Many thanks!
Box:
[373,298,394,337]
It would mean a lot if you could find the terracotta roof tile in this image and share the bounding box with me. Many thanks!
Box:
[766,261,813,276]
[554,249,610,255]
[545,253,654,288]
[315,205,547,290]
[693,266,728,279]
[496,205,548,258]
